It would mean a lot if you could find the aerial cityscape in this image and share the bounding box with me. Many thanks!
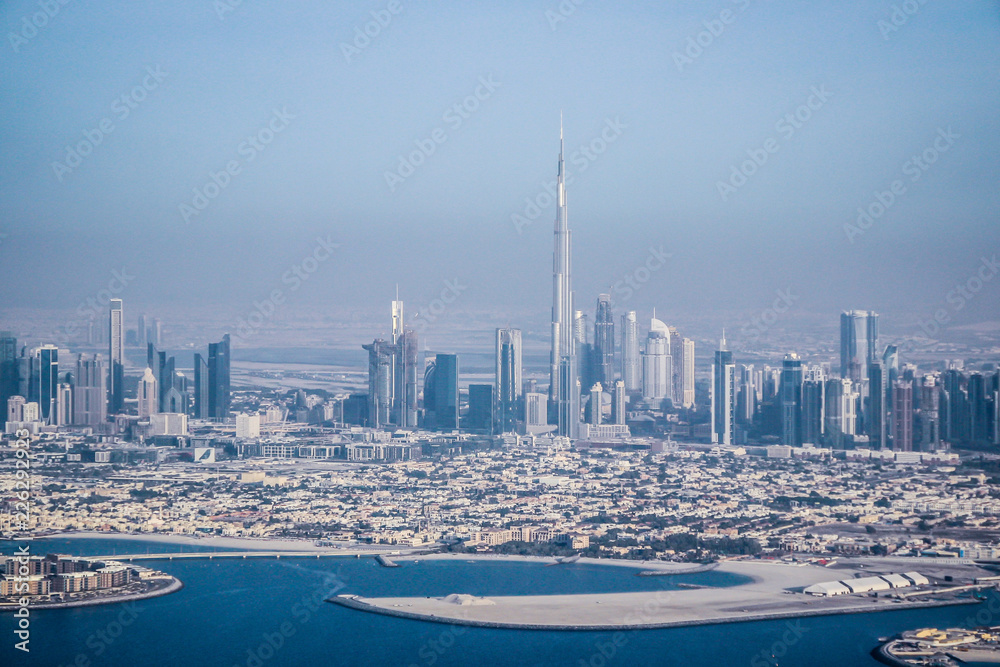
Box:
[2,1,999,666]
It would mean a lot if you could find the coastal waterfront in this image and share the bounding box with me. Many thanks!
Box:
[4,538,1000,666]
[334,558,987,631]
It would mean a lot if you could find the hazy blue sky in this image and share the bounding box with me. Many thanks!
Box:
[2,0,998,335]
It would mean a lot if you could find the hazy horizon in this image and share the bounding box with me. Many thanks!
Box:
[2,1,998,344]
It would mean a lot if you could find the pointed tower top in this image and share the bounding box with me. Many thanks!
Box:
[720,329,727,351]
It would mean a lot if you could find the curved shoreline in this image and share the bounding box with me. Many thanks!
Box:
[330,594,981,632]
[871,641,912,667]
[0,577,183,612]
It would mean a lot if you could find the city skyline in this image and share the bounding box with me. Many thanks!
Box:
[2,4,1000,665]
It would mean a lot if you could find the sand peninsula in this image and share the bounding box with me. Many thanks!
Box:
[331,555,993,630]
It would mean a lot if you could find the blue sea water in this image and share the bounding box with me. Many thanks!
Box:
[1,538,997,667]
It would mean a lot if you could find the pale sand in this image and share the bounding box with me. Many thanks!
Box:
[414,552,718,573]
[333,559,987,629]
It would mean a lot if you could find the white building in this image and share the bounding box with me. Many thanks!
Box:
[138,367,158,419]
[642,317,671,401]
[150,413,187,436]
[236,413,261,439]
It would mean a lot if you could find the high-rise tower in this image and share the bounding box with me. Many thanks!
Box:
[495,328,522,433]
[593,295,614,387]
[621,312,640,392]
[550,118,577,436]
[840,310,878,384]
[711,332,735,445]
[781,353,804,447]
[208,334,231,420]
[108,299,124,416]
[74,354,107,427]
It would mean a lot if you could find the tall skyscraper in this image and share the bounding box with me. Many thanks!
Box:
[148,343,176,413]
[138,367,158,418]
[883,344,899,447]
[868,360,887,449]
[55,383,72,426]
[892,379,914,451]
[558,355,580,438]
[495,328,522,433]
[711,333,735,445]
[0,331,17,427]
[781,353,804,447]
[736,364,755,425]
[620,311,640,392]
[593,295,614,387]
[919,375,941,450]
[802,376,825,445]
[37,344,59,424]
[393,330,418,428]
[587,383,603,425]
[73,354,107,427]
[825,378,858,448]
[364,299,418,429]
[549,119,577,437]
[467,384,494,433]
[970,372,991,444]
[193,353,209,419]
[108,299,124,416]
[434,353,459,430]
[612,380,626,425]
[642,318,671,401]
[207,333,231,420]
[365,339,394,428]
[840,310,878,384]
[389,297,419,428]
[680,338,695,409]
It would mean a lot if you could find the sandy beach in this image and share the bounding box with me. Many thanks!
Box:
[414,552,721,574]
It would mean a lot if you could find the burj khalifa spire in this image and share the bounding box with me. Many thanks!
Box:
[550,116,578,437]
